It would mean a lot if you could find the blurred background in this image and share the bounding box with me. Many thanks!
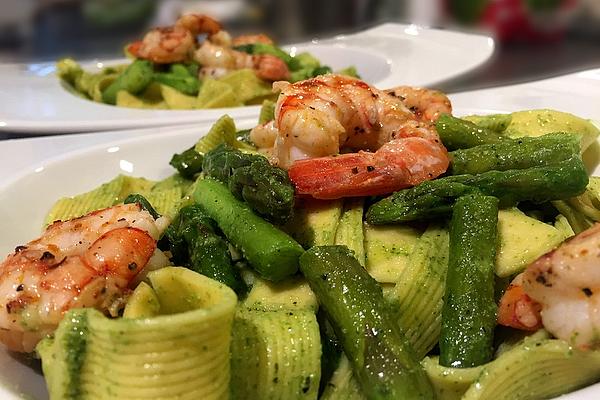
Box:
[1,0,600,91]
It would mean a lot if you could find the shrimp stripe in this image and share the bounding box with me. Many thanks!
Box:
[440,193,498,368]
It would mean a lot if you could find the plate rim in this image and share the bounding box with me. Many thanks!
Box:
[1,113,600,399]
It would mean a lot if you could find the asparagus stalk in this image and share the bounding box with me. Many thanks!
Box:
[440,193,498,368]
[300,245,435,400]
[436,114,506,150]
[194,178,303,281]
[367,157,588,224]
[449,132,581,175]
[169,147,204,179]
[161,204,247,294]
[101,60,153,105]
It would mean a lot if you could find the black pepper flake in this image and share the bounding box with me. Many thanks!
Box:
[117,218,126,222]
[16,284,24,292]
[535,274,551,287]
[302,376,312,393]
[367,166,375,172]
[309,106,316,110]
[273,377,279,384]
[583,288,593,297]
[351,167,359,174]
[14,245,27,253]
[40,251,55,261]
[128,262,138,271]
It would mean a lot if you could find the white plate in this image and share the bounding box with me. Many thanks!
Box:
[451,68,600,120]
[0,23,494,134]
[1,119,600,399]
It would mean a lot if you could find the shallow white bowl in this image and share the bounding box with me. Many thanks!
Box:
[0,23,494,134]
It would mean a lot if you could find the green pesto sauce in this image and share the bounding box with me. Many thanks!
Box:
[61,312,89,400]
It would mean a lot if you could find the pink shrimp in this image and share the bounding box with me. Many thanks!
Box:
[386,86,452,123]
[231,33,274,47]
[0,203,166,352]
[194,41,290,81]
[250,74,450,199]
[174,13,222,37]
[132,26,195,64]
[498,223,600,350]
[130,14,222,64]
[497,273,543,331]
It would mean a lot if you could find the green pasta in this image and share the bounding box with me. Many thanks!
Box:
[388,223,449,359]
[38,267,237,400]
[334,198,365,265]
[230,307,321,400]
[462,333,600,400]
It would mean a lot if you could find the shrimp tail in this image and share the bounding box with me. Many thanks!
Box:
[127,41,143,58]
[497,278,543,331]
[288,137,449,199]
[252,55,290,81]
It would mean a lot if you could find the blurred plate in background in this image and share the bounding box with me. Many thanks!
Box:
[0,23,493,135]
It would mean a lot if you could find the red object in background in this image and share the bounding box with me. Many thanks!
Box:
[447,0,580,43]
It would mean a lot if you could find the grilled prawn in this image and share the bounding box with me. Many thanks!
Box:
[250,74,451,199]
[0,203,168,352]
[498,223,600,350]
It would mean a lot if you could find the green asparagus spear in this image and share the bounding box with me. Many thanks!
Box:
[194,178,303,281]
[367,157,588,224]
[440,193,498,368]
[154,73,200,96]
[160,204,246,294]
[202,144,260,183]
[102,60,153,105]
[123,193,160,219]
[233,42,296,68]
[449,132,581,175]
[169,63,196,77]
[179,205,246,294]
[203,144,295,224]
[436,114,506,150]
[169,147,204,179]
[300,246,435,400]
